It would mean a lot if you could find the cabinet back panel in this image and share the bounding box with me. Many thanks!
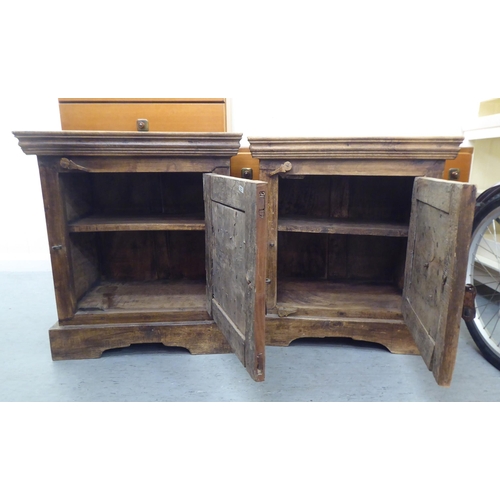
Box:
[348,176,414,222]
[89,173,205,216]
[98,231,206,281]
[278,232,406,284]
[279,176,414,223]
[278,176,334,218]
[277,232,328,278]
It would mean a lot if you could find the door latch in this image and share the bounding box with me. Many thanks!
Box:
[269,161,293,176]
[462,284,476,321]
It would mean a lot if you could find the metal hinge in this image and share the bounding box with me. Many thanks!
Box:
[462,284,476,321]
[258,190,266,218]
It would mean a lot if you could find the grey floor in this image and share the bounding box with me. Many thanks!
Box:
[1,271,500,402]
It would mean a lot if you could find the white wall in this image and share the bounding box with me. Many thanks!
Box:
[1,0,498,269]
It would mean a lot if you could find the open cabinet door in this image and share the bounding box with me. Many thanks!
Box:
[204,174,268,381]
[403,177,476,386]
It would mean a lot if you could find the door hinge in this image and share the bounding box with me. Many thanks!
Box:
[258,190,266,218]
[462,284,476,321]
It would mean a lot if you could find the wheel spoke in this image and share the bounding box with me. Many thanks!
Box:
[467,200,500,362]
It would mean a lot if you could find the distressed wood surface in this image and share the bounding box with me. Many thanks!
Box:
[259,159,444,178]
[89,172,205,216]
[249,137,463,159]
[265,316,419,355]
[15,129,244,368]
[49,320,232,360]
[69,215,205,232]
[54,157,233,173]
[277,233,406,283]
[69,233,100,302]
[77,280,207,312]
[97,231,206,281]
[275,280,403,320]
[260,171,279,310]
[13,131,242,157]
[278,175,414,222]
[403,177,476,386]
[278,217,409,237]
[38,159,77,320]
[204,174,267,381]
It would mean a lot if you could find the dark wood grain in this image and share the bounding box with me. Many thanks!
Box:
[265,316,419,355]
[49,320,232,360]
[276,280,403,320]
[69,215,205,232]
[13,131,242,157]
[249,136,464,159]
[38,159,77,320]
[278,217,409,237]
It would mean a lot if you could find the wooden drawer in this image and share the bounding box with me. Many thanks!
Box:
[58,98,227,132]
[443,147,473,182]
[230,147,260,178]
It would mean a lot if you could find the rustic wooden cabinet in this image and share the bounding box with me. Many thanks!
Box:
[249,137,476,386]
[14,132,475,386]
[13,131,267,381]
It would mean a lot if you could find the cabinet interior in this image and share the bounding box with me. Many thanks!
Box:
[276,175,415,319]
[62,172,207,316]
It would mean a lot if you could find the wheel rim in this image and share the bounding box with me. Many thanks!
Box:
[467,205,500,355]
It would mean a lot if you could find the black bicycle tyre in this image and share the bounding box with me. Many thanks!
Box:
[465,191,500,370]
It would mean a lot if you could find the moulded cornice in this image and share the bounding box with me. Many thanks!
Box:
[248,136,464,159]
[12,131,243,156]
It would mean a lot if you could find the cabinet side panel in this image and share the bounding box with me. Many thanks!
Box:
[38,159,77,320]
[70,233,100,301]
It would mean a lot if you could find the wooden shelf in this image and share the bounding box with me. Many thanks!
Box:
[73,279,208,323]
[276,279,403,320]
[278,217,409,237]
[69,214,205,232]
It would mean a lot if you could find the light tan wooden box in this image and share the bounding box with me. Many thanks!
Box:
[443,147,473,182]
[58,98,227,133]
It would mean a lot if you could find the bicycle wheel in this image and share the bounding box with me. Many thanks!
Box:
[466,192,500,370]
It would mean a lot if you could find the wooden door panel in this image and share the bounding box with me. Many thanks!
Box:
[403,177,476,386]
[204,174,267,381]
